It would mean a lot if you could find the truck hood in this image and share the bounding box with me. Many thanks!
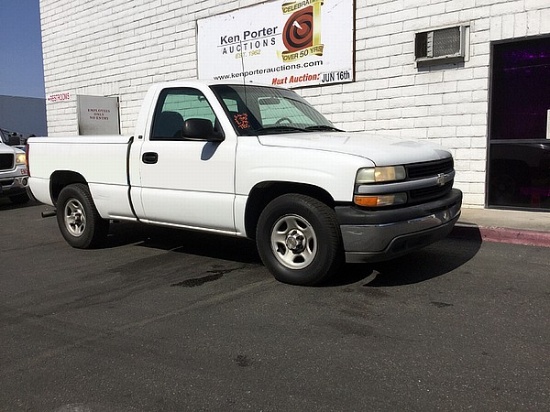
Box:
[257,131,451,166]
[0,143,23,154]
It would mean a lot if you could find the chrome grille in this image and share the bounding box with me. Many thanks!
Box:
[410,181,453,202]
[405,158,454,205]
[0,154,14,171]
[406,158,454,179]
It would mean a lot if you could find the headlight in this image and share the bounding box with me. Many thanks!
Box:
[356,166,406,184]
[15,153,26,165]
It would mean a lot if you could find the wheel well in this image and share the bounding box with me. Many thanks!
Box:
[245,182,335,239]
[50,171,87,204]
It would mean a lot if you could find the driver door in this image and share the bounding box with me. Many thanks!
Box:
[136,87,236,232]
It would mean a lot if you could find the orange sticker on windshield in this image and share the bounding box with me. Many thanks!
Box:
[234,113,250,129]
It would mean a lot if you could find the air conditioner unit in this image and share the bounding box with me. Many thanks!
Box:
[415,25,468,67]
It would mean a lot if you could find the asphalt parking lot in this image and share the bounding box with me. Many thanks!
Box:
[1,200,549,411]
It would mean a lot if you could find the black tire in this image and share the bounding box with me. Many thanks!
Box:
[9,192,30,204]
[56,183,109,249]
[256,194,343,285]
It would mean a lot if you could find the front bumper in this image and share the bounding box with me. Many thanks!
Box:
[336,189,462,263]
[0,176,29,197]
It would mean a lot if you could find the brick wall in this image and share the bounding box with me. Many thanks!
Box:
[40,0,550,207]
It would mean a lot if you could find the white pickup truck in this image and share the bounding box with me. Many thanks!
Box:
[28,81,462,285]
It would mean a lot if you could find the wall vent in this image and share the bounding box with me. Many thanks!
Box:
[415,26,468,67]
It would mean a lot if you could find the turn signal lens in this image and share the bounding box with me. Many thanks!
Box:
[354,193,407,207]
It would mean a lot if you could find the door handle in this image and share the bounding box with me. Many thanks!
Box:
[142,152,158,164]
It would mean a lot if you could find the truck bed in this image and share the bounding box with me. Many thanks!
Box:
[28,135,135,219]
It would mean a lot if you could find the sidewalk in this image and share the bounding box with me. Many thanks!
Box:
[451,207,550,248]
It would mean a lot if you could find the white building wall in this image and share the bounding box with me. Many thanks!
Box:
[39,0,550,207]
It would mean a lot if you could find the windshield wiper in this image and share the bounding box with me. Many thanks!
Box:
[255,125,308,134]
[304,125,344,132]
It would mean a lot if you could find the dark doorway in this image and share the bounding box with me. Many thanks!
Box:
[488,36,550,210]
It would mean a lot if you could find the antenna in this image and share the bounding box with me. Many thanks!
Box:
[239,39,247,85]
[238,39,250,114]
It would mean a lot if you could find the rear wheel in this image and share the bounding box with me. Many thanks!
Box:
[256,194,343,285]
[56,183,109,248]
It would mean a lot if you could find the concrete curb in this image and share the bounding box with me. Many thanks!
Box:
[451,224,550,248]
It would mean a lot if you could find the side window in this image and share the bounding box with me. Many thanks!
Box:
[150,88,217,140]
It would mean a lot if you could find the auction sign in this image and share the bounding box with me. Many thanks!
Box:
[197,0,354,88]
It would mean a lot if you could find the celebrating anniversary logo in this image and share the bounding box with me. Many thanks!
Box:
[280,0,324,62]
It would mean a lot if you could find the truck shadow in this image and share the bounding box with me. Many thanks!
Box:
[107,221,483,286]
[0,198,40,211]
[107,221,261,264]
[332,233,483,287]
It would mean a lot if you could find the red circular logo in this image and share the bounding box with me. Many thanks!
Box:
[283,6,314,52]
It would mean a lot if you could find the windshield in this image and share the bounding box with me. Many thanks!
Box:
[210,84,341,136]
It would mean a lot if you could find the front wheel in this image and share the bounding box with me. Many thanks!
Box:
[56,183,109,249]
[256,194,343,285]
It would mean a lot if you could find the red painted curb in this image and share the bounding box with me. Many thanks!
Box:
[451,224,550,248]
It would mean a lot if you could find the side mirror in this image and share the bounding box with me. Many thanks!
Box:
[183,118,224,142]
[7,133,21,146]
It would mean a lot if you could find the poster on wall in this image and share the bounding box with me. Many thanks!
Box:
[77,95,120,135]
[197,0,354,88]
